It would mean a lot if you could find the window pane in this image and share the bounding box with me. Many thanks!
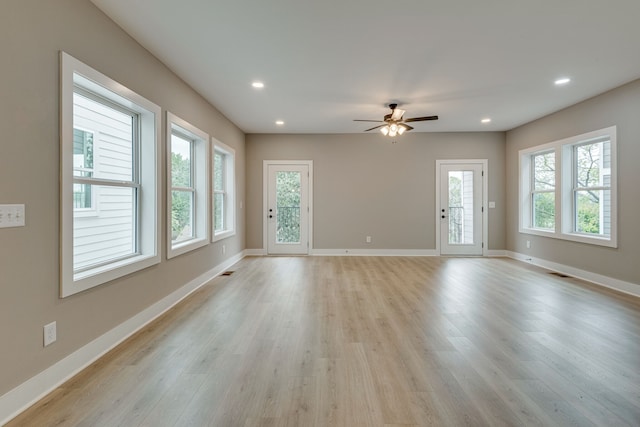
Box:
[73,129,94,178]
[171,190,193,242]
[533,192,555,229]
[74,185,136,270]
[73,183,92,209]
[171,134,192,187]
[214,152,224,191]
[575,189,610,236]
[73,92,134,182]
[575,140,610,188]
[533,152,555,190]
[214,192,224,232]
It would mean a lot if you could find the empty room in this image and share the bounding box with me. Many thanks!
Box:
[1,0,639,426]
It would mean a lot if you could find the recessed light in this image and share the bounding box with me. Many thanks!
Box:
[251,81,265,89]
[554,77,571,86]
[275,120,284,125]
[481,118,492,124]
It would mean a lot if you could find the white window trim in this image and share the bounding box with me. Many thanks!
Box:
[212,138,236,242]
[60,52,161,297]
[519,126,617,248]
[167,112,210,258]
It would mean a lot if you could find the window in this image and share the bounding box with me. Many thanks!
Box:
[572,139,611,236]
[212,139,235,241]
[167,112,210,258]
[519,126,617,247]
[60,52,161,297]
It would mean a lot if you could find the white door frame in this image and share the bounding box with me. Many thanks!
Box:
[435,159,488,256]
[263,160,313,254]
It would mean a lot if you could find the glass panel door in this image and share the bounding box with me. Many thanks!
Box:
[440,163,483,255]
[267,163,309,254]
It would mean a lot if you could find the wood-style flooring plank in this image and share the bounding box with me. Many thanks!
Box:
[7,256,640,427]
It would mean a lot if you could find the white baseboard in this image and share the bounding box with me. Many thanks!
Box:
[253,247,504,257]
[507,251,640,298]
[0,251,246,426]
[486,250,507,257]
[244,248,267,256]
[310,248,439,256]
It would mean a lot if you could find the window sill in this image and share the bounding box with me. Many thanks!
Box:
[213,229,235,242]
[520,227,616,248]
[168,237,209,259]
[63,253,160,297]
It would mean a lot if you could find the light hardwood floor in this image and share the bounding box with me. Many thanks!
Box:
[8,256,640,426]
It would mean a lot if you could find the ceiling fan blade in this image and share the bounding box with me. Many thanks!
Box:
[401,124,414,131]
[364,124,386,132]
[391,108,405,121]
[403,115,439,123]
[353,119,384,122]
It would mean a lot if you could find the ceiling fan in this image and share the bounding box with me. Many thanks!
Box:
[354,103,438,137]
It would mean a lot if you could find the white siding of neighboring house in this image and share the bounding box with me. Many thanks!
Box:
[73,94,136,270]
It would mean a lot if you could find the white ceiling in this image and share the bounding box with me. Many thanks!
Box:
[91,0,640,134]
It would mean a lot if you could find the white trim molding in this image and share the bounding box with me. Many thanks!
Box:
[486,250,507,257]
[0,251,247,426]
[435,159,489,256]
[507,251,639,298]
[311,249,439,256]
[244,248,267,256]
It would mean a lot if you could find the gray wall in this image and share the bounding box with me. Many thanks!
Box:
[506,79,640,285]
[0,0,245,395]
[246,132,506,251]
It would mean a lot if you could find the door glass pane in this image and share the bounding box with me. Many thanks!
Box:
[448,171,474,245]
[276,171,301,243]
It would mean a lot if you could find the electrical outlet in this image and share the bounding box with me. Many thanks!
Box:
[222,244,226,255]
[366,236,372,243]
[526,240,531,249]
[44,321,57,347]
[0,204,25,228]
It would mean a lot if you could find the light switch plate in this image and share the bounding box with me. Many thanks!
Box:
[0,204,25,228]
[44,321,57,347]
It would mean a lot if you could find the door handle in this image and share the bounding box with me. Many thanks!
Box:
[441,215,446,219]
[269,215,273,218]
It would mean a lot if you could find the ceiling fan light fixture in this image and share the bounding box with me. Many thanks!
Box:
[397,124,407,135]
[380,126,389,136]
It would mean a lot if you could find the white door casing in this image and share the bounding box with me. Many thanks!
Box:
[436,160,488,256]
[263,161,312,255]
